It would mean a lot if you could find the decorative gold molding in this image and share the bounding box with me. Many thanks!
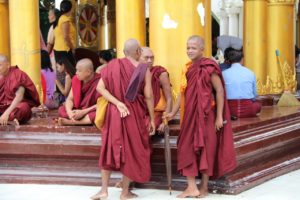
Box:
[267,0,295,5]
[257,61,296,95]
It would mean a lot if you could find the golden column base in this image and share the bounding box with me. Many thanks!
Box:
[149,0,207,94]
[9,0,41,98]
[266,0,295,94]
[116,0,145,57]
[0,0,10,58]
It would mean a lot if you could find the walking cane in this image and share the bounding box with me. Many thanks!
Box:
[163,113,172,195]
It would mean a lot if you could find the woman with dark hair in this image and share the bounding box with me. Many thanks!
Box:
[47,8,61,70]
[95,49,114,73]
[55,57,75,102]
[53,0,76,66]
[41,50,56,107]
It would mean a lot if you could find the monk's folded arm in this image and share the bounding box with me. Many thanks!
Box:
[80,104,97,116]
[96,78,121,106]
[159,72,173,113]
[144,69,155,122]
[3,86,25,116]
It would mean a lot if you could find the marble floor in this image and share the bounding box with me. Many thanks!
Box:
[0,169,299,200]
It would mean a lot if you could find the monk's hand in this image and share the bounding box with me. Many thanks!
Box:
[157,123,165,134]
[215,116,224,132]
[72,110,85,120]
[163,112,174,122]
[0,113,9,126]
[116,102,130,118]
[149,120,156,136]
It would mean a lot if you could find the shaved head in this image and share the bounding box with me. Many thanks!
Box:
[187,35,205,48]
[140,47,154,67]
[0,54,10,76]
[76,58,94,71]
[75,58,94,82]
[123,39,141,60]
[187,35,205,62]
[0,54,8,63]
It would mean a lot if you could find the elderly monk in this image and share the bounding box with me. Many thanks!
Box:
[58,58,101,125]
[139,47,173,132]
[91,39,155,200]
[0,54,40,125]
[166,36,237,198]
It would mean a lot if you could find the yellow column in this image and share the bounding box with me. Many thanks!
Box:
[204,0,212,57]
[298,12,300,47]
[0,0,10,58]
[266,0,295,94]
[116,0,145,57]
[243,0,267,94]
[150,0,206,94]
[9,0,41,97]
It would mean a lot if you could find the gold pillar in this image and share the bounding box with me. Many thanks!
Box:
[150,0,206,93]
[204,0,212,56]
[0,0,10,58]
[243,0,267,94]
[266,0,295,94]
[99,0,116,50]
[116,0,145,57]
[298,9,300,47]
[9,0,41,97]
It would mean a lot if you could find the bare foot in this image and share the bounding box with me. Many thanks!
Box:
[90,190,108,200]
[120,191,138,200]
[198,185,208,198]
[115,180,123,188]
[7,118,20,126]
[57,117,74,126]
[176,188,200,198]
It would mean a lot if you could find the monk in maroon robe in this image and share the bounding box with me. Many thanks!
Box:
[166,36,237,198]
[0,54,40,125]
[91,39,155,200]
[139,47,173,132]
[58,58,101,125]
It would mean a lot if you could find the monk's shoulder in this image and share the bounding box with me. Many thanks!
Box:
[9,67,27,79]
[202,58,220,75]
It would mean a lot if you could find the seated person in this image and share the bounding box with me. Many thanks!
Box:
[0,54,40,125]
[55,57,76,104]
[219,47,234,71]
[96,50,114,73]
[41,50,57,109]
[58,58,101,125]
[95,49,114,73]
[222,49,261,118]
[139,47,173,132]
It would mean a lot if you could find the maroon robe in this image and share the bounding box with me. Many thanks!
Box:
[58,73,101,123]
[178,58,237,179]
[228,99,262,118]
[150,66,168,127]
[0,67,40,123]
[99,58,151,183]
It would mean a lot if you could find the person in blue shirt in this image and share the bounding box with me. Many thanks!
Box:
[222,49,261,118]
[219,47,234,71]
